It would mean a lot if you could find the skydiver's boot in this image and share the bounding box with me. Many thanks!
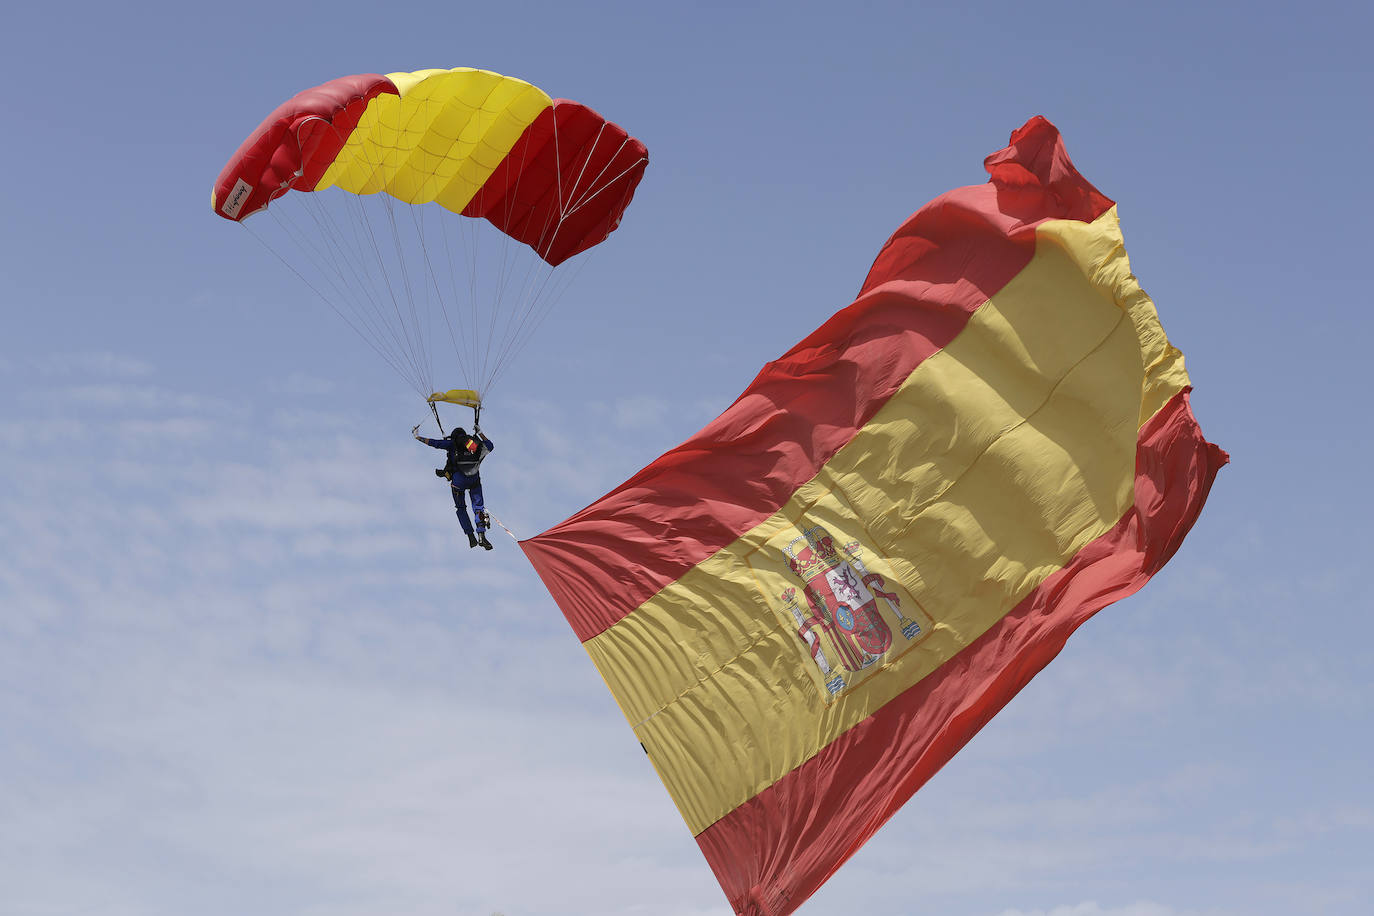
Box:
[477,532,493,551]
[467,532,479,549]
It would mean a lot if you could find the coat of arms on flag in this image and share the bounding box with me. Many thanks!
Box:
[748,518,931,700]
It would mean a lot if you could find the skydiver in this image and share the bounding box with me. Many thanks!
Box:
[414,423,495,550]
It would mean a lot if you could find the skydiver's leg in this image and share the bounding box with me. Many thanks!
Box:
[450,484,476,537]
[469,482,486,532]
[467,479,493,550]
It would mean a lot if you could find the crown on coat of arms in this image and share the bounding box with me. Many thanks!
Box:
[783,526,842,580]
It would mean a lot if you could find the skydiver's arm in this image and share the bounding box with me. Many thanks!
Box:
[480,436,494,452]
[418,437,450,449]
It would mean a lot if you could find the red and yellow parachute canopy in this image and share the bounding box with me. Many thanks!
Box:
[522,117,1226,916]
[213,68,648,401]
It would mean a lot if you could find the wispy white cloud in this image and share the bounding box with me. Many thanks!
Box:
[4,349,1371,916]
[15,381,244,422]
[1,353,740,915]
[273,371,337,397]
[994,903,1212,916]
[5,351,156,379]
[609,394,670,429]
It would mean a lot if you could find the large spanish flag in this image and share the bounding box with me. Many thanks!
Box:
[521,116,1227,916]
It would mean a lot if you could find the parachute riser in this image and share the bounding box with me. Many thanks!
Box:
[426,392,482,436]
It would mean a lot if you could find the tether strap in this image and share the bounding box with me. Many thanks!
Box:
[430,401,445,436]
[487,512,519,542]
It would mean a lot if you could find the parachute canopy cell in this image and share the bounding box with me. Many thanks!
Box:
[520,117,1227,916]
[213,68,648,265]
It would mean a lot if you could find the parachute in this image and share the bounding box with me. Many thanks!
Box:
[520,117,1227,915]
[213,67,648,405]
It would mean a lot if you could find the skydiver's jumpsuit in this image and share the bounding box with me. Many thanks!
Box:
[419,433,494,537]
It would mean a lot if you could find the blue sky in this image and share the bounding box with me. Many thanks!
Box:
[2,1,1371,914]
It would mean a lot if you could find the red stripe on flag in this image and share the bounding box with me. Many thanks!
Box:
[521,117,1113,642]
[694,389,1228,916]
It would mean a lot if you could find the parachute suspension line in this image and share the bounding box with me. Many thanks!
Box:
[483,258,554,394]
[484,211,560,389]
[408,141,550,399]
[486,231,556,387]
[288,187,420,394]
[455,179,496,392]
[488,177,575,391]
[318,191,428,396]
[360,191,425,391]
[551,105,565,220]
[464,196,485,387]
[449,178,487,390]
[480,132,535,387]
[480,197,514,389]
[474,119,568,388]
[563,155,649,220]
[484,252,591,395]
[487,168,550,389]
[362,194,429,394]
[282,121,424,390]
[342,195,431,391]
[533,122,606,263]
[538,129,644,259]
[440,164,481,393]
[484,125,637,393]
[290,192,426,394]
[474,125,546,392]
[380,192,434,391]
[564,123,613,216]
[478,120,644,394]
[329,127,434,396]
[434,197,476,391]
[505,156,647,385]
[257,200,427,394]
[260,203,361,316]
[406,198,457,392]
[242,215,419,396]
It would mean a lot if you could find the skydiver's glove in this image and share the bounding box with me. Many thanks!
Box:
[412,423,422,440]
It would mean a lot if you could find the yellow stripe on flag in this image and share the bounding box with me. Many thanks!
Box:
[314,68,552,214]
[583,207,1191,835]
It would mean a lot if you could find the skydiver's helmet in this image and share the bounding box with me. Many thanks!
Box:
[450,427,467,445]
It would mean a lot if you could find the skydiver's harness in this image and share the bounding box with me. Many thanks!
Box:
[427,400,485,481]
[439,444,484,481]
